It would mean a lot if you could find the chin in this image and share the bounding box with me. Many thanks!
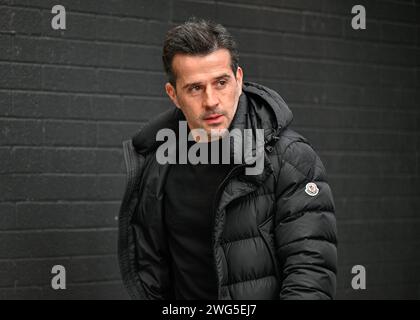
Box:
[207,126,229,137]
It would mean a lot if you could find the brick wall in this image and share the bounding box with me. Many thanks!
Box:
[0,0,419,299]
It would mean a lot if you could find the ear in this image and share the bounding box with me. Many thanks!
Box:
[165,82,181,109]
[235,66,244,93]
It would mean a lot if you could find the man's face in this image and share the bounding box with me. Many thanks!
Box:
[165,48,243,140]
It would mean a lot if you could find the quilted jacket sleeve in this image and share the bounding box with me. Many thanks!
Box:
[118,141,173,300]
[274,140,338,299]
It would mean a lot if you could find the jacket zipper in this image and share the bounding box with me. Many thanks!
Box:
[257,219,281,282]
[211,163,247,299]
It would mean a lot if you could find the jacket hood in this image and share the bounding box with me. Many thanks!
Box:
[132,81,293,155]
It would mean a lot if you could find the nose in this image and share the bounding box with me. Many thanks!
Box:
[203,86,219,109]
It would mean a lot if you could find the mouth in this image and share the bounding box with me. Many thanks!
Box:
[203,114,224,125]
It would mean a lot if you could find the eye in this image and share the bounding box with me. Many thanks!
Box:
[217,79,227,87]
[189,85,201,93]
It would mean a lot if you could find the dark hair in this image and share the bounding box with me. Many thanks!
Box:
[162,18,239,87]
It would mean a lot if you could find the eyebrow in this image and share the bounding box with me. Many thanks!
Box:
[182,73,232,91]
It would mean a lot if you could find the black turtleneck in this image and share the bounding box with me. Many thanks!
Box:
[163,133,235,300]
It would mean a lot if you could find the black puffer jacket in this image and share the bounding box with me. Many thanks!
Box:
[118,81,338,300]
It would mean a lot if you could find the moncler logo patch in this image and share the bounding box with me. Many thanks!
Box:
[305,182,319,196]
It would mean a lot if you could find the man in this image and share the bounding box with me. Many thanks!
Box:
[118,19,337,300]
